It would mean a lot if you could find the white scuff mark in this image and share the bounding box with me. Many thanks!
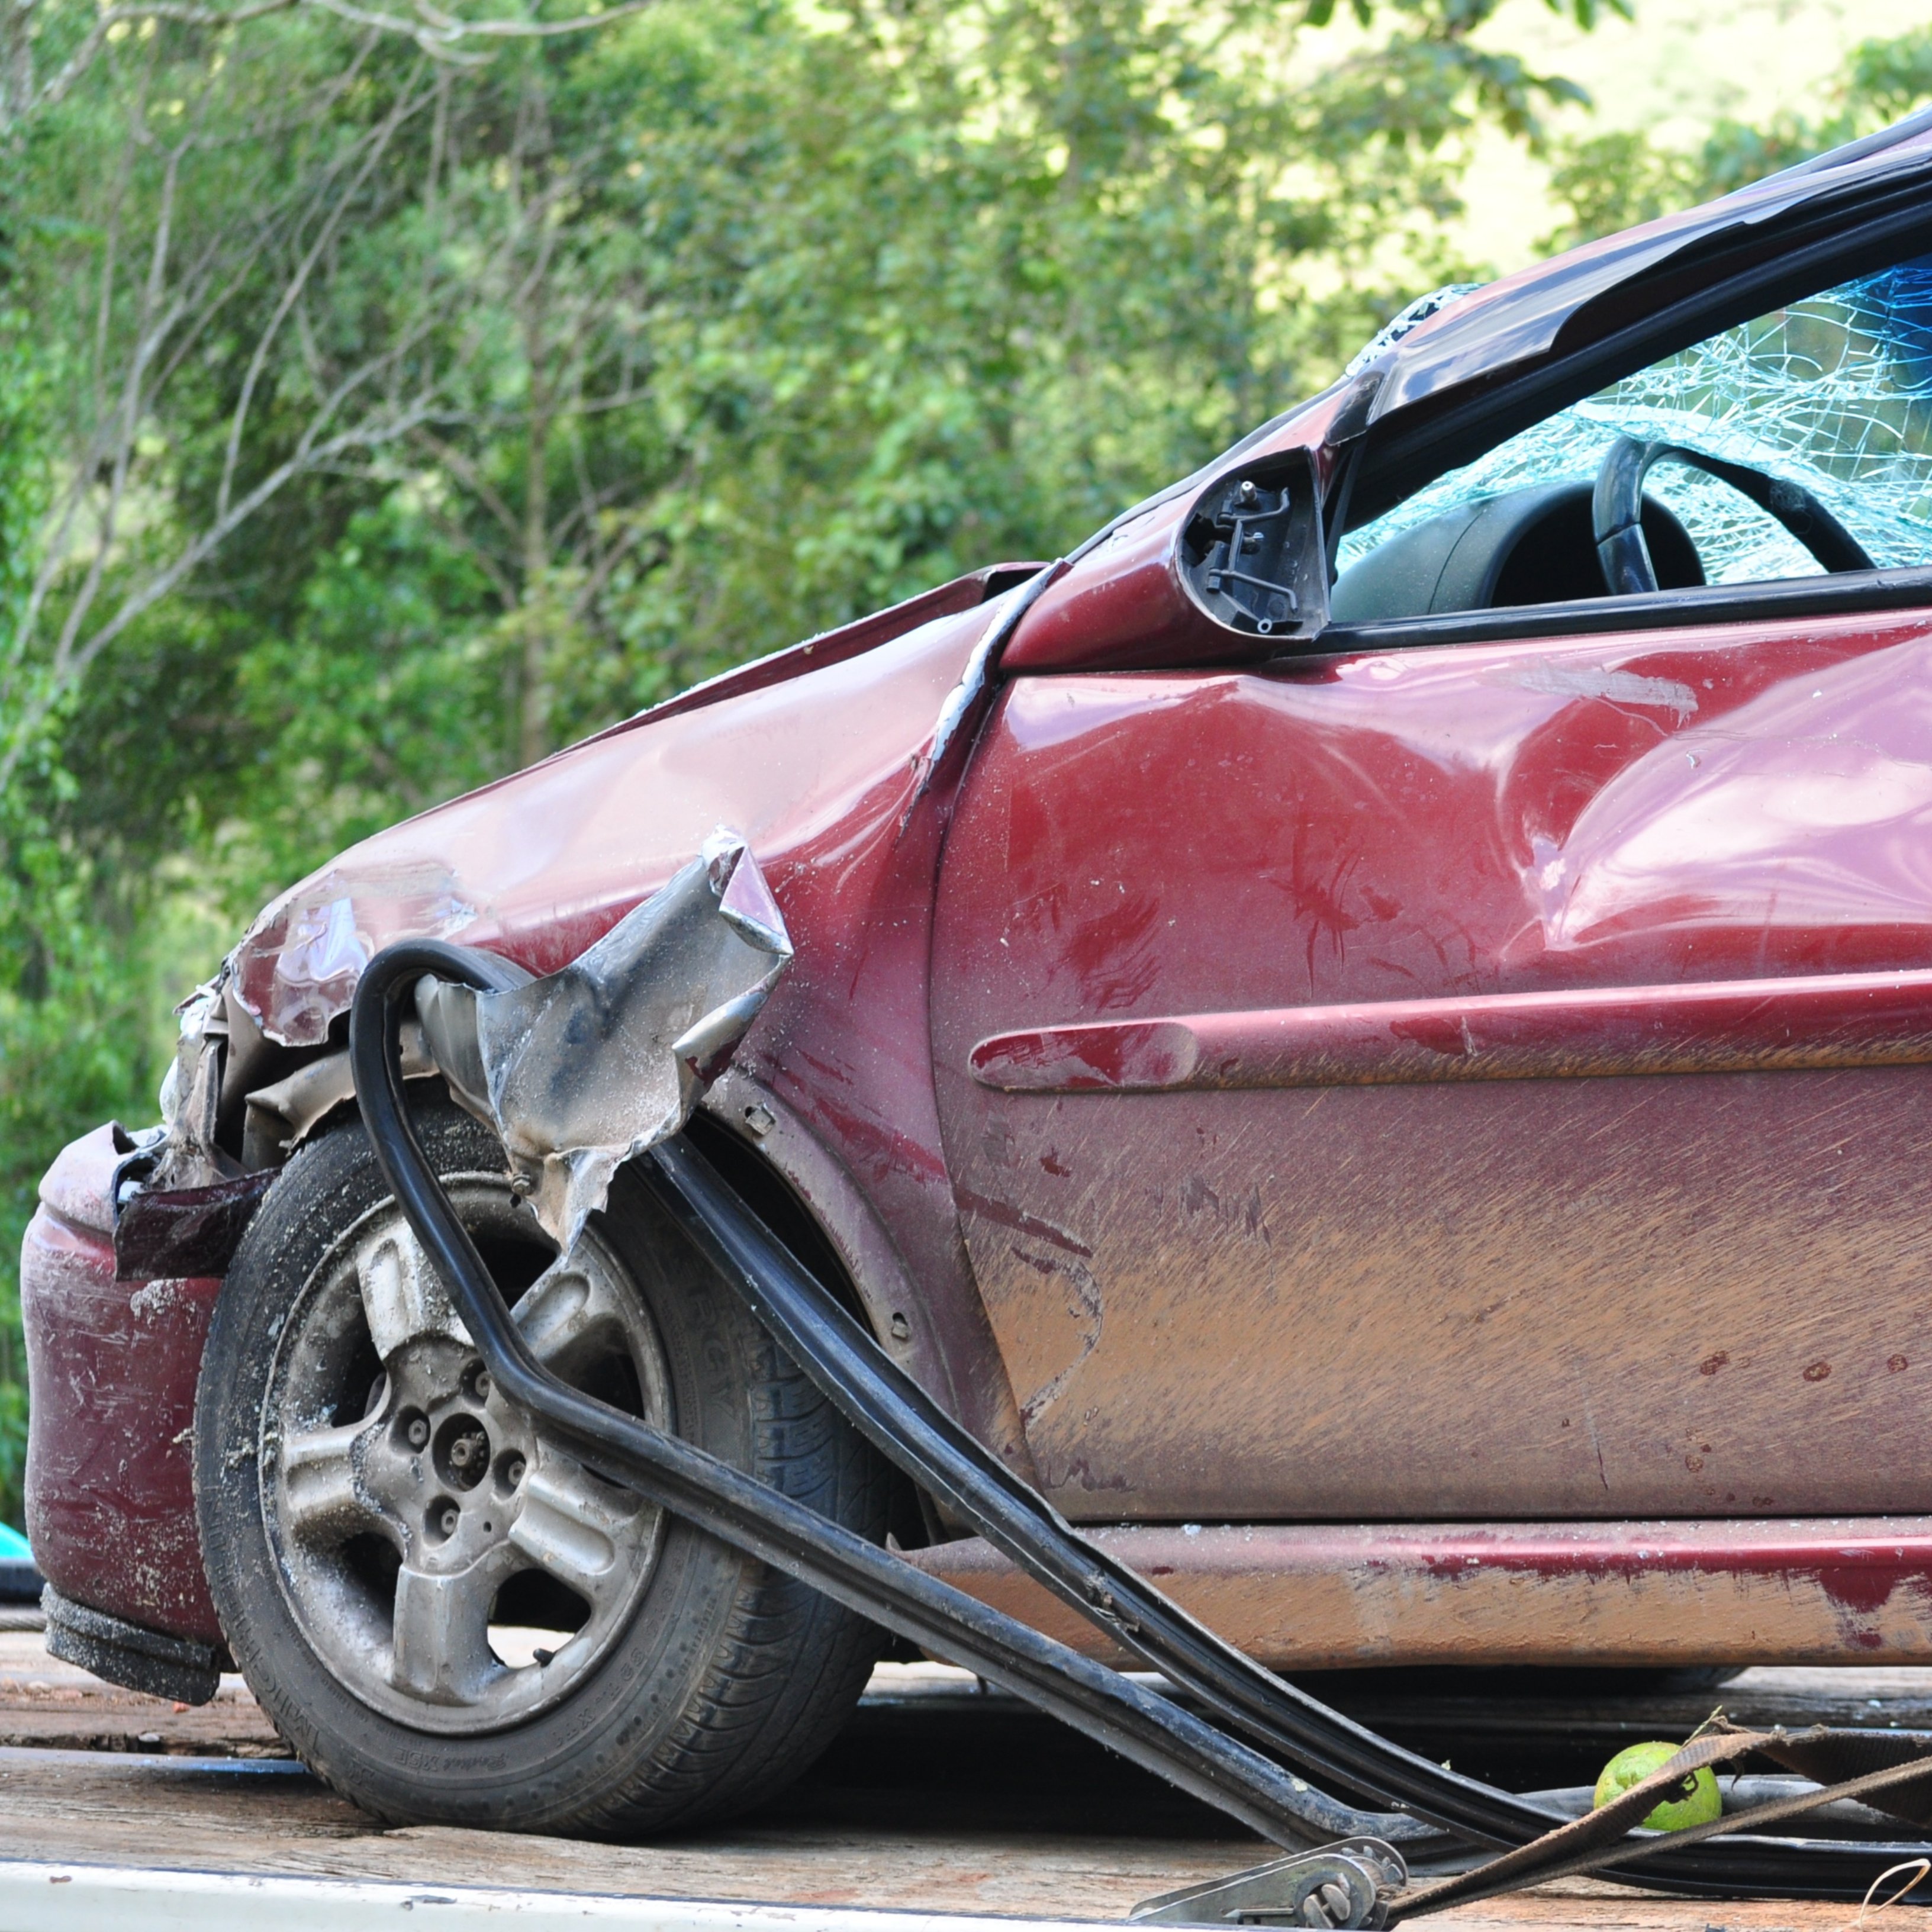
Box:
[236,858,481,1047]
[129,1280,192,1320]
[1511,661,1698,719]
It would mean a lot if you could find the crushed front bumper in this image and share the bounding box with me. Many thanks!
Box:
[21,1122,227,1650]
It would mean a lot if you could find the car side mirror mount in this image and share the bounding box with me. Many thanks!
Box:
[1175,446,1329,649]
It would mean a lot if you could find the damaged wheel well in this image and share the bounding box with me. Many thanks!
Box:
[681,1109,936,1567]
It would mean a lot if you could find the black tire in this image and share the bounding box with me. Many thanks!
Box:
[195,1100,890,1836]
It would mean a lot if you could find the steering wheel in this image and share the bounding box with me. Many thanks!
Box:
[1592,436,1873,597]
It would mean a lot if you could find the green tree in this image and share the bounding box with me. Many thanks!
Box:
[1544,24,1932,250]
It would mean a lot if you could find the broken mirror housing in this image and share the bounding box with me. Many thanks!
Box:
[1177,447,1328,646]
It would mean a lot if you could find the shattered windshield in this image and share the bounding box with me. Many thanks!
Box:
[1339,257,1932,585]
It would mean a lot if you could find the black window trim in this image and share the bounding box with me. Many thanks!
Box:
[1304,561,1932,658]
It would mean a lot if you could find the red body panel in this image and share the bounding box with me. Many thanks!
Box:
[20,1126,224,1643]
[912,1517,1932,1667]
[626,564,1042,729]
[23,603,1038,1634]
[929,609,1932,1522]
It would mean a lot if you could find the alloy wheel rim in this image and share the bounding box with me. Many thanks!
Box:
[260,1174,669,1734]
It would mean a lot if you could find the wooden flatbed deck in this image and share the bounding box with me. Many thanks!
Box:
[0,1630,1916,1930]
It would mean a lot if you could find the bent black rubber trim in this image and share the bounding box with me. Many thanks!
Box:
[643,1133,1521,1840]
[347,939,1385,1851]
[352,938,1932,1900]
[637,1136,1932,1900]
[1308,561,1932,656]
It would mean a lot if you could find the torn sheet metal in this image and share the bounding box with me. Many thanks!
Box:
[241,1019,436,1167]
[416,830,791,1253]
[113,1168,278,1283]
[150,981,239,1193]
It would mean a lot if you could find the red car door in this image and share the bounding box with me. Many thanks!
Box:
[929,607,1932,1523]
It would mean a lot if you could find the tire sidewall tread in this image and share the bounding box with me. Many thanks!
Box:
[194,1103,884,1836]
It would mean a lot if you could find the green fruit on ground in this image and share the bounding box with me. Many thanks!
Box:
[1592,1741,1722,1830]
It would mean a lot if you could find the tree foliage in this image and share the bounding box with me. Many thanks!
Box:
[1543,24,1932,251]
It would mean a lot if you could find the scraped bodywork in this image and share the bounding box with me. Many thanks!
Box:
[25,117,1932,1682]
[417,833,793,1254]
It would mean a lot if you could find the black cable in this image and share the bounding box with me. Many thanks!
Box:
[643,1132,1528,1843]
[350,939,1932,1903]
[637,1132,1932,1901]
[346,939,1404,1852]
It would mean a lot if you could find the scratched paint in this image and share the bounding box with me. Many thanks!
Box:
[21,1128,226,1643]
[23,599,1041,1639]
[909,1518,1932,1667]
[931,608,1932,1521]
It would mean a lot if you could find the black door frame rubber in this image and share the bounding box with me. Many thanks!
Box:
[349,938,1932,1901]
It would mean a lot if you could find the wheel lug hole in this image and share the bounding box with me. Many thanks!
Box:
[496,1451,527,1495]
[400,1411,430,1451]
[428,1498,462,1543]
[433,1412,492,1492]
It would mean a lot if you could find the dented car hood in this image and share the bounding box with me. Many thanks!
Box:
[232,585,1012,1048]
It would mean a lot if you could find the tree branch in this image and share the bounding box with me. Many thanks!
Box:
[23,0,662,124]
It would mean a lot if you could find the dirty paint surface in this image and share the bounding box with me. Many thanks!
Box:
[931,609,1932,1520]
[29,126,1932,1666]
[21,1128,224,1643]
[25,596,1037,1641]
[909,1518,1932,1667]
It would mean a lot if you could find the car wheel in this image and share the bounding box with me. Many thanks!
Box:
[194,1099,890,1835]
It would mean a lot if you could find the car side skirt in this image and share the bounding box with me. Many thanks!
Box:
[907,1518,1932,1668]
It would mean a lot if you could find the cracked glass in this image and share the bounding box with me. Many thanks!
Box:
[1340,255,1932,587]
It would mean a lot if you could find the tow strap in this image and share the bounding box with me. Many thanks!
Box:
[349,939,1932,1922]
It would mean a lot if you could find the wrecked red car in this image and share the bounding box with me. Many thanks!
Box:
[25,112,1932,1840]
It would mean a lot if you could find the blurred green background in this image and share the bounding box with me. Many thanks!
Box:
[3,0,1930,1531]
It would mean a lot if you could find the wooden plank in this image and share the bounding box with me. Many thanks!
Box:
[0,1634,1921,1926]
[0,1633,284,1757]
